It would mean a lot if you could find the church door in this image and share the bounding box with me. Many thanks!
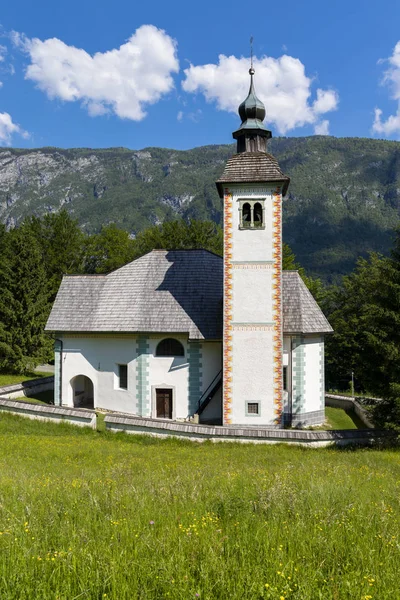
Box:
[156,389,173,419]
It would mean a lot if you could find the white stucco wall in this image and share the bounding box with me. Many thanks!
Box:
[302,336,324,414]
[291,335,325,420]
[231,185,274,263]
[226,183,281,426]
[233,269,273,323]
[61,335,139,414]
[146,335,188,419]
[58,334,222,420]
[231,329,275,424]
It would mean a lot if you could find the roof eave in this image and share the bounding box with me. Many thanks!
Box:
[283,329,334,335]
[216,177,290,198]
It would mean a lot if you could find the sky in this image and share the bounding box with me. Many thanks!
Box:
[1,0,400,150]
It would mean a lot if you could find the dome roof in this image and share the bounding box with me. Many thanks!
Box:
[238,68,266,123]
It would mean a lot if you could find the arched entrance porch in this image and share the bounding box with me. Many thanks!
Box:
[70,375,94,409]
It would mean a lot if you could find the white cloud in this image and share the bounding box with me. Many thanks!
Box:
[313,89,338,114]
[0,45,7,62]
[182,54,338,134]
[373,41,400,136]
[13,25,179,121]
[177,110,183,121]
[0,112,28,145]
[314,119,330,135]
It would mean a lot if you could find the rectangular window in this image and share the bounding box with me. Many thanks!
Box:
[283,366,288,391]
[118,364,128,390]
[246,401,260,416]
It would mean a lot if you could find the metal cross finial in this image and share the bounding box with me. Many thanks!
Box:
[249,36,255,75]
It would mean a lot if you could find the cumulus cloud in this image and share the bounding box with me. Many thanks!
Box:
[373,41,400,136]
[314,119,330,135]
[0,112,28,145]
[13,25,179,121]
[182,54,338,134]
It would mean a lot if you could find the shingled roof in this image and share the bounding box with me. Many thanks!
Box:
[282,271,333,334]
[216,151,290,196]
[46,250,223,340]
[46,251,332,338]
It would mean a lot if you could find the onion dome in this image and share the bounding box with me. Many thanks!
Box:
[233,67,271,153]
[238,67,266,123]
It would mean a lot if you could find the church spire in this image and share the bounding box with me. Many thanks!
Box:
[233,58,272,153]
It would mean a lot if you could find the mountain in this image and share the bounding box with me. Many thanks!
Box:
[1,136,400,281]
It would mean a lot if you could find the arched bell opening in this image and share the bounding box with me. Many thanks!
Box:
[242,202,251,228]
[254,202,263,227]
[70,375,94,409]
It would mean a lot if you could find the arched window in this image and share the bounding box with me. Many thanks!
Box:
[254,202,263,226]
[156,338,184,357]
[238,198,266,230]
[242,202,251,227]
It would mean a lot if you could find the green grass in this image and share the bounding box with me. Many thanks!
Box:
[0,372,51,386]
[324,406,365,430]
[14,390,54,405]
[0,412,399,599]
[96,411,106,432]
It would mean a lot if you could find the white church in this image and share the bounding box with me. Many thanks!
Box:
[46,67,333,428]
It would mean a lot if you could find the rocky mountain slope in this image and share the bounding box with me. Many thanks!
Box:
[1,136,400,281]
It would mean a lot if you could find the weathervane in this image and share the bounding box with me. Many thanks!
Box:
[250,36,255,75]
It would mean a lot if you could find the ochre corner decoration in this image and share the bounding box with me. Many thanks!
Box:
[223,189,233,424]
[272,186,283,424]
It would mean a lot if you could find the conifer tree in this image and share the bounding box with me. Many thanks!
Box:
[133,220,223,259]
[26,210,85,301]
[0,226,51,373]
[83,223,136,274]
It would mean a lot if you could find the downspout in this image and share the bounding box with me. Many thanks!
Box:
[289,335,293,421]
[54,338,63,407]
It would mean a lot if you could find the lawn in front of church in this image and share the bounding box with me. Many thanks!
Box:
[0,412,397,600]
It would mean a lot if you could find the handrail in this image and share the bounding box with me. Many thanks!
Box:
[197,370,222,412]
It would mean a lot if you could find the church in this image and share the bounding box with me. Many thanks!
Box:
[46,67,332,428]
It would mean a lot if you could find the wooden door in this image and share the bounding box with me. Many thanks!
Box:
[156,389,173,419]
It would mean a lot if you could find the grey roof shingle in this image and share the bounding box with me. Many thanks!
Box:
[282,271,333,334]
[46,251,332,338]
[46,250,223,340]
[216,151,290,196]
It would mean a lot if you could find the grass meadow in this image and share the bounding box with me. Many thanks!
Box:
[0,413,399,600]
[0,372,50,386]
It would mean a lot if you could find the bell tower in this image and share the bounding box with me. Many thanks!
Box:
[216,66,290,426]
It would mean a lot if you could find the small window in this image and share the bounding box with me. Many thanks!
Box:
[283,366,288,391]
[246,401,260,416]
[118,364,128,390]
[156,338,184,357]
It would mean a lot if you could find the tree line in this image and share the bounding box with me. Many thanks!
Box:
[1,210,400,429]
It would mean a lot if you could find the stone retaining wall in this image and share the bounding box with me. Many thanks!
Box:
[0,376,54,400]
[325,394,374,428]
[105,414,389,446]
[0,398,96,428]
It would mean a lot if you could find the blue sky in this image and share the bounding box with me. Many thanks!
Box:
[1,0,400,150]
